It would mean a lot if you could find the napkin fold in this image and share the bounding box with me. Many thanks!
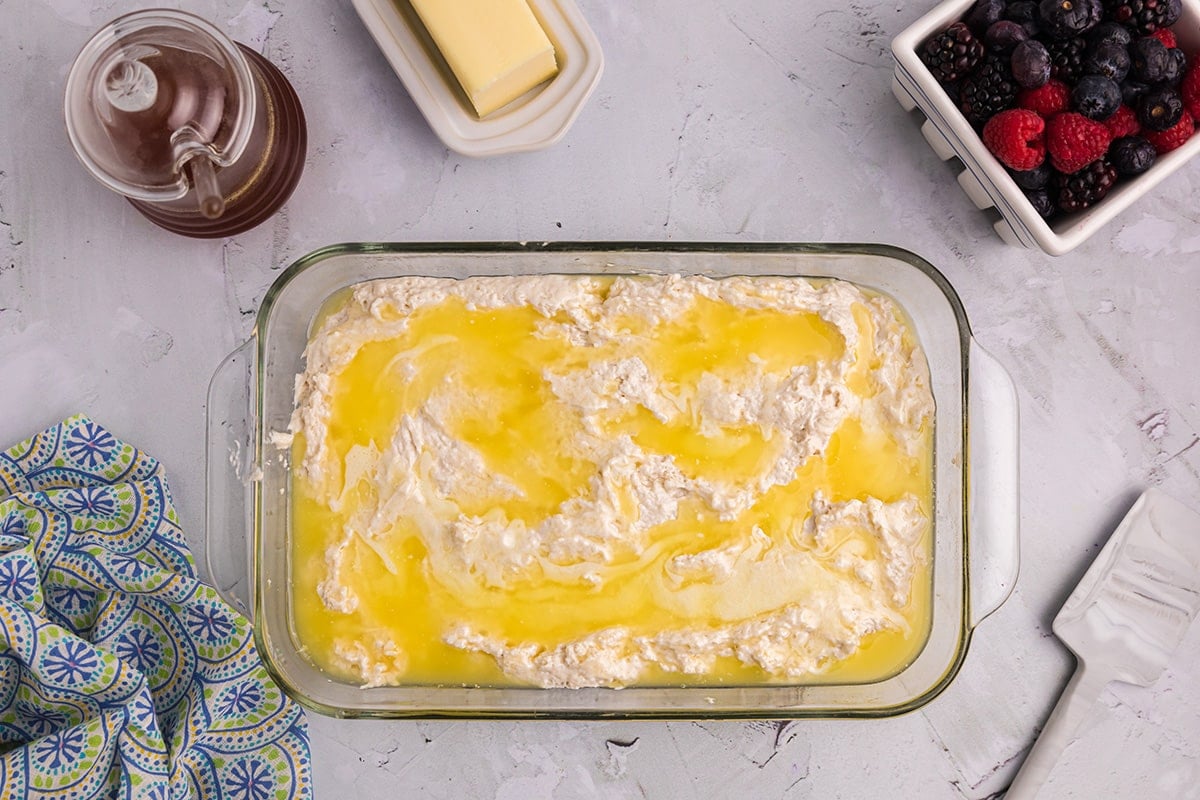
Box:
[0,415,312,799]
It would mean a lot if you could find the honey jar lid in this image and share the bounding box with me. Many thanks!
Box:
[64,9,256,201]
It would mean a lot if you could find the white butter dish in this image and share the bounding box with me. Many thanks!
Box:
[351,0,603,157]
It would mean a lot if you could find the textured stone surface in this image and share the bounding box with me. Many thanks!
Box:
[1,0,1198,797]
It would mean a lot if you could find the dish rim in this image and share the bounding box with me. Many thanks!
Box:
[243,241,990,719]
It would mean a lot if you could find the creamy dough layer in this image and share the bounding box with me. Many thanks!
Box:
[282,274,935,688]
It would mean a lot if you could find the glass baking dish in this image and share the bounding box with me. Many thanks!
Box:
[205,242,1019,719]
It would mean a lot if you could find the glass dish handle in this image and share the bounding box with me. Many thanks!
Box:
[967,339,1020,629]
[204,338,256,617]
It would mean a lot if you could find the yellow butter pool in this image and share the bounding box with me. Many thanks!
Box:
[286,274,934,688]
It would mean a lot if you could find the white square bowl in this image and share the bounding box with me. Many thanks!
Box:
[891,0,1200,255]
[351,0,603,157]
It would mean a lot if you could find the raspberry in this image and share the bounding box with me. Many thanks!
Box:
[1103,103,1141,137]
[1046,111,1113,171]
[983,109,1048,169]
[1056,159,1118,212]
[1182,59,1200,119]
[1019,79,1072,115]
[1143,110,1195,153]
[1150,28,1177,48]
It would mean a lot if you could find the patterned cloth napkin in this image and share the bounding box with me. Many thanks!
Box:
[0,416,312,799]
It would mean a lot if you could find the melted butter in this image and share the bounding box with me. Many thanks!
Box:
[291,278,933,687]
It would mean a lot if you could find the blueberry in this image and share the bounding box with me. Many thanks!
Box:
[1072,75,1122,119]
[1130,37,1171,83]
[1163,0,1183,27]
[987,20,1030,53]
[1011,162,1055,190]
[1024,187,1057,219]
[1086,21,1132,49]
[1012,39,1053,87]
[1005,0,1040,35]
[1121,79,1150,107]
[1139,86,1184,131]
[1038,0,1102,40]
[1109,136,1157,175]
[1082,42,1130,82]
[1162,49,1187,85]
[966,0,1007,35]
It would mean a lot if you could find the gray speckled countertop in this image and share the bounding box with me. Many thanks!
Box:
[2,1,1198,797]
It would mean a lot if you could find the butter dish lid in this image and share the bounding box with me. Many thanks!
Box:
[351,0,603,157]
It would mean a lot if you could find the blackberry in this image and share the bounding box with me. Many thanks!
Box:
[1039,0,1103,40]
[1103,0,1182,34]
[1109,135,1157,174]
[1073,75,1122,118]
[921,22,986,84]
[1056,160,1118,212]
[1082,42,1130,82]
[1048,37,1088,82]
[960,56,1019,125]
[1139,85,1184,130]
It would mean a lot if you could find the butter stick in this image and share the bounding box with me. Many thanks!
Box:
[409,0,559,117]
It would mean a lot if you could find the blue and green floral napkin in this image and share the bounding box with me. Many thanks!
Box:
[0,415,312,799]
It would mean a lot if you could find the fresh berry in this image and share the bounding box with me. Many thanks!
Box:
[1162,49,1187,84]
[1109,135,1158,173]
[960,56,1019,125]
[1082,42,1131,81]
[1048,37,1088,81]
[983,108,1048,169]
[1130,36,1172,82]
[1056,159,1118,211]
[1103,103,1141,137]
[1012,39,1054,86]
[1011,161,1056,188]
[1121,79,1151,106]
[1086,20,1133,47]
[1073,74,1122,118]
[1006,0,1042,35]
[1143,110,1195,152]
[1139,85,1184,130]
[921,0,1194,223]
[1046,111,1113,171]
[987,20,1031,52]
[1150,28,1177,48]
[1019,78,1073,115]
[1039,0,1103,40]
[1182,60,1200,118]
[921,22,987,84]
[1103,0,1182,34]
[967,0,1009,34]
[1025,186,1059,217]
